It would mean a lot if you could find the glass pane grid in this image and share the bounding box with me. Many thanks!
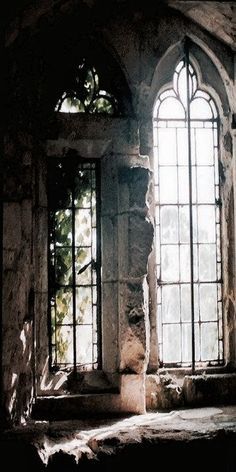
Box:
[55,61,118,115]
[153,58,222,369]
[49,159,100,371]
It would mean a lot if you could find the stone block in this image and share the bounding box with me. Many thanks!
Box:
[183,373,236,406]
[34,207,48,293]
[146,373,183,410]
[129,214,153,277]
[46,138,112,159]
[102,282,118,373]
[118,166,150,213]
[117,213,129,277]
[101,154,118,217]
[3,203,22,250]
[120,373,146,414]
[33,373,145,420]
[102,216,118,281]
[119,278,149,374]
[120,327,147,373]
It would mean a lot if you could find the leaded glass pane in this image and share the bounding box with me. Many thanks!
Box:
[55,325,74,365]
[60,97,85,113]
[198,206,216,243]
[159,167,178,204]
[181,284,199,321]
[55,288,73,324]
[178,66,188,107]
[182,323,200,363]
[178,167,189,204]
[76,325,93,366]
[160,206,178,243]
[161,245,179,282]
[75,209,92,246]
[76,287,92,324]
[75,247,91,285]
[177,128,188,165]
[54,210,72,246]
[195,129,214,165]
[163,324,181,363]
[199,244,216,281]
[55,248,72,285]
[49,159,100,370]
[180,244,190,282]
[56,60,118,115]
[179,205,190,243]
[91,98,114,114]
[154,57,222,368]
[190,97,212,119]
[197,167,215,204]
[162,285,180,323]
[158,97,185,119]
[158,128,177,165]
[200,284,217,321]
[201,322,218,361]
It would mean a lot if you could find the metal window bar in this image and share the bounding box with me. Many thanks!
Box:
[48,158,101,372]
[55,60,118,115]
[185,42,195,373]
[71,174,77,372]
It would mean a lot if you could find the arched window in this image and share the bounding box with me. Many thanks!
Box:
[55,59,118,115]
[48,60,119,373]
[153,52,223,371]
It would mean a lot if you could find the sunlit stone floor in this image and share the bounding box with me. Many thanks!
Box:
[1,406,236,471]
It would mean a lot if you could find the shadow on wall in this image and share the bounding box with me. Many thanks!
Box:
[3,320,34,426]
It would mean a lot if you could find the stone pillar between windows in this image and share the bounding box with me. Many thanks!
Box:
[232,124,236,367]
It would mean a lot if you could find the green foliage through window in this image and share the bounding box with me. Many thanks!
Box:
[48,158,101,371]
[55,59,118,115]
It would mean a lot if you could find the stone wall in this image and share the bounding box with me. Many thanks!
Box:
[33,115,152,416]
[3,130,35,424]
[3,0,236,424]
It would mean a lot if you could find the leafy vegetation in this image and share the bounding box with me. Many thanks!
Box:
[55,60,118,114]
[49,160,97,365]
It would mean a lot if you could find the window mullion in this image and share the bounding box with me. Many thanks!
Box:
[71,179,77,374]
[185,42,195,374]
[96,162,102,369]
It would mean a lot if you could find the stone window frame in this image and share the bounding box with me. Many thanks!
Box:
[35,118,120,397]
[32,36,153,416]
[146,38,236,377]
[47,155,102,373]
[33,112,151,416]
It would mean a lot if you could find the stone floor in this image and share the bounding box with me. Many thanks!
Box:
[1,406,236,471]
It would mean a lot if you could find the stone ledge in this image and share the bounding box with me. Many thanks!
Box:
[32,375,146,421]
[183,373,236,406]
[1,406,236,472]
[146,372,236,410]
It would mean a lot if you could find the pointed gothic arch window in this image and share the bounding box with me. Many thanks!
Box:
[153,55,223,371]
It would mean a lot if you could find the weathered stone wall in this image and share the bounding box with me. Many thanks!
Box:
[3,0,236,424]
[3,130,35,424]
[32,115,152,417]
[221,127,236,367]
[118,166,153,374]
